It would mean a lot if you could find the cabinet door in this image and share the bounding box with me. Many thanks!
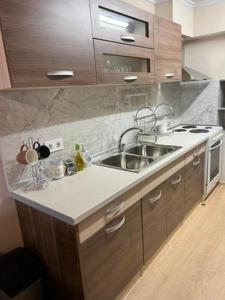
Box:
[94,39,155,84]
[185,152,205,215]
[90,0,154,49]
[0,0,96,87]
[166,168,185,236]
[154,16,182,83]
[0,27,11,89]
[79,201,143,300]
[142,181,167,263]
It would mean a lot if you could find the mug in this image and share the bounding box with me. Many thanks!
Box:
[33,142,50,160]
[16,144,39,165]
[153,124,168,135]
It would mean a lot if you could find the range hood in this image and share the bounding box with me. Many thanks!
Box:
[182,66,211,82]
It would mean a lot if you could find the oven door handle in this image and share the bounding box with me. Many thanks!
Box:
[209,140,223,151]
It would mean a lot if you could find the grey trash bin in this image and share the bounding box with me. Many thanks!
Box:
[0,247,44,300]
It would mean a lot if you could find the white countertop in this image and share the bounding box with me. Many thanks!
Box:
[11,130,215,225]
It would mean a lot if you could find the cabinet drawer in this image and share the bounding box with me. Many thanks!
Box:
[90,0,154,49]
[78,185,141,243]
[166,168,185,236]
[79,201,143,300]
[142,181,167,262]
[141,156,184,198]
[94,39,155,84]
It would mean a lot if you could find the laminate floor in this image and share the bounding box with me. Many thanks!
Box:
[124,184,225,300]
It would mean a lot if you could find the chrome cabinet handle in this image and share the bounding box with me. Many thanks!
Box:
[165,73,174,78]
[147,190,162,204]
[193,157,200,167]
[171,175,182,185]
[124,75,138,82]
[120,35,135,42]
[46,70,74,77]
[105,216,126,234]
[105,201,125,215]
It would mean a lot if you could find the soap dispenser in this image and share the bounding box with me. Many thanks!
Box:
[74,144,84,172]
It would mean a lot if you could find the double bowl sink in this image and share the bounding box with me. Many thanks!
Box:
[95,143,181,173]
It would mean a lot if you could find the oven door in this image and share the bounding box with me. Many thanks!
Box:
[207,139,223,193]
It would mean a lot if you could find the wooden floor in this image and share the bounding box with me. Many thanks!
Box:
[124,184,225,300]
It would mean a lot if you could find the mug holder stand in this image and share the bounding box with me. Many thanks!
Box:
[23,137,49,192]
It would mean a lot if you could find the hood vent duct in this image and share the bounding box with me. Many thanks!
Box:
[182,66,211,82]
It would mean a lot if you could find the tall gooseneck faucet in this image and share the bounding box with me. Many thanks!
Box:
[118,127,143,153]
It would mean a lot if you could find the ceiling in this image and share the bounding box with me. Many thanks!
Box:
[149,0,225,7]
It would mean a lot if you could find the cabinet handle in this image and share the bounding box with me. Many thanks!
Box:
[105,215,126,234]
[46,70,74,77]
[209,141,222,151]
[120,35,136,42]
[193,157,200,167]
[165,73,174,79]
[147,190,162,204]
[124,75,138,82]
[171,174,182,185]
[105,201,125,215]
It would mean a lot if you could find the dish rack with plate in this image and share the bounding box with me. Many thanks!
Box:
[134,103,175,142]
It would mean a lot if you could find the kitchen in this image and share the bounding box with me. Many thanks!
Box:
[0,0,225,299]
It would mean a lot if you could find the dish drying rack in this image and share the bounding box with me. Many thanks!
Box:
[134,103,175,142]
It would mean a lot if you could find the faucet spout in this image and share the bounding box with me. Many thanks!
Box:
[118,127,143,153]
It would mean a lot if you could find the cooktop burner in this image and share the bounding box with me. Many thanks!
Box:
[189,129,209,133]
[182,125,197,129]
[175,129,187,132]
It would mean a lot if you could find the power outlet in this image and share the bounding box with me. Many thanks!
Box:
[44,138,64,153]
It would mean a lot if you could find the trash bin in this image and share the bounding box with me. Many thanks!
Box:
[0,247,44,300]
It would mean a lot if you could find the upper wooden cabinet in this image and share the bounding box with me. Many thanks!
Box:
[0,27,11,89]
[94,39,155,84]
[0,0,96,88]
[90,0,154,49]
[154,16,182,83]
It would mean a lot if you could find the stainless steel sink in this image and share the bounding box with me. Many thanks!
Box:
[95,143,182,173]
[126,144,181,160]
[98,153,154,172]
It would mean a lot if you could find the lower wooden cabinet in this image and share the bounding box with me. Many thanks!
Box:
[79,201,143,300]
[16,144,206,300]
[142,181,167,263]
[184,152,205,215]
[166,168,185,236]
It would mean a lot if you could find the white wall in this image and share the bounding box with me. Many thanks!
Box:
[184,35,225,79]
[0,150,22,253]
[122,0,155,14]
[194,1,225,36]
[172,0,194,37]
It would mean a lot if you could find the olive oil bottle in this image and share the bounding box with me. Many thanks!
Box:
[74,144,84,172]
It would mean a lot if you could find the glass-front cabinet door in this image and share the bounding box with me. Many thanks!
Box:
[90,0,154,49]
[94,40,155,84]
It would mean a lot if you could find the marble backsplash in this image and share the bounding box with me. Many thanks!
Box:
[0,80,220,187]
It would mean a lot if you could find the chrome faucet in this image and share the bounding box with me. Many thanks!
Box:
[118,127,143,153]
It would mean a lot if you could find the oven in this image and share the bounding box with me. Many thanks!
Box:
[206,133,223,196]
